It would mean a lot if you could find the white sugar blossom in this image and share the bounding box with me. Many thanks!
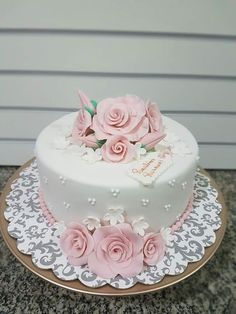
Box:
[83,216,101,231]
[134,142,147,160]
[160,227,174,245]
[53,136,70,150]
[154,144,172,158]
[103,207,125,225]
[66,143,87,156]
[53,221,67,237]
[82,148,102,163]
[132,217,149,236]
[171,142,192,157]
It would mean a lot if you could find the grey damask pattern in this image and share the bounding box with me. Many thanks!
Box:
[4,161,222,289]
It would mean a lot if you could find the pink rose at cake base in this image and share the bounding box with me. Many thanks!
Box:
[35,89,199,280]
[60,221,166,279]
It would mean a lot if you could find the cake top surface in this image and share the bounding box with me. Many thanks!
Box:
[36,112,198,187]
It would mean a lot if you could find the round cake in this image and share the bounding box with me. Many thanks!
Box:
[35,91,199,279]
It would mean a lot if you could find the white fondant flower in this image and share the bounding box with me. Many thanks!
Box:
[171,142,192,157]
[132,217,149,236]
[66,143,87,156]
[134,142,147,160]
[53,221,67,237]
[160,227,174,245]
[103,207,125,225]
[83,216,101,231]
[82,148,102,163]
[53,136,70,150]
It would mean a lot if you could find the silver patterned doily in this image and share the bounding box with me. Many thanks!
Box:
[4,161,222,289]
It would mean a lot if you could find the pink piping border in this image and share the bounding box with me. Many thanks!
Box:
[38,189,56,224]
[38,189,193,232]
[171,196,193,234]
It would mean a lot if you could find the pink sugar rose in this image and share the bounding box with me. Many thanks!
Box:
[78,89,96,113]
[71,132,99,149]
[87,223,144,279]
[140,132,166,150]
[71,90,97,145]
[92,95,149,141]
[143,233,166,266]
[146,101,164,133]
[60,223,94,266]
[72,108,91,139]
[101,135,135,163]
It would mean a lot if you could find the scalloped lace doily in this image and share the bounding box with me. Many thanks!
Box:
[4,161,222,289]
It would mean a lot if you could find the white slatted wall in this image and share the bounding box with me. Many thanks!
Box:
[0,0,236,168]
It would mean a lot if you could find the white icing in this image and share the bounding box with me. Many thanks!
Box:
[35,114,198,231]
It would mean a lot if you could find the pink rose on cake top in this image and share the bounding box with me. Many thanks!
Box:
[71,90,166,163]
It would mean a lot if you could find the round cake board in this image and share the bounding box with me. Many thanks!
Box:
[0,158,227,296]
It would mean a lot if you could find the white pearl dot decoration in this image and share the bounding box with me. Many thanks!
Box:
[181,181,187,190]
[168,179,176,187]
[88,198,96,206]
[63,202,70,209]
[43,176,48,184]
[164,204,171,211]
[142,199,149,207]
[59,176,67,185]
[110,188,120,197]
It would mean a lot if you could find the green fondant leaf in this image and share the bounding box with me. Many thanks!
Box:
[96,139,106,147]
[84,105,94,116]
[91,99,97,110]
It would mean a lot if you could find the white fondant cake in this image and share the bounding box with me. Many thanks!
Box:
[36,113,198,231]
[35,92,199,279]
